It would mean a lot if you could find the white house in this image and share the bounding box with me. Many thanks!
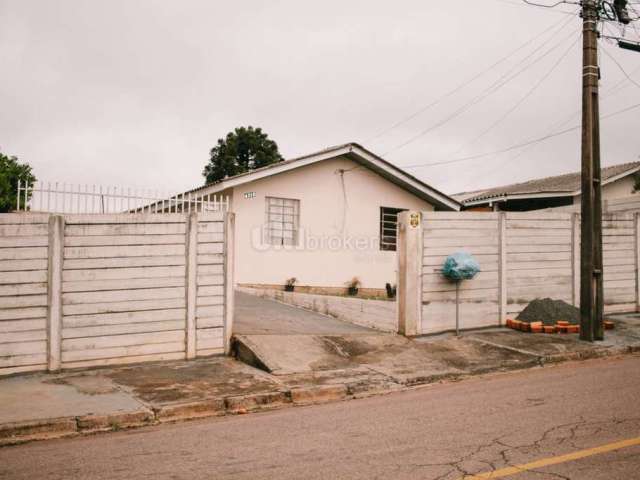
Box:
[185,143,460,295]
[455,161,640,211]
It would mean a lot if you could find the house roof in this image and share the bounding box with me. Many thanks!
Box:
[457,161,640,206]
[188,143,461,211]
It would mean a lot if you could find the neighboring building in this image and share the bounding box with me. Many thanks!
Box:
[455,161,640,211]
[184,143,460,294]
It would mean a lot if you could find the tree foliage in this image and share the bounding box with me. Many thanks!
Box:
[203,126,283,184]
[0,151,36,213]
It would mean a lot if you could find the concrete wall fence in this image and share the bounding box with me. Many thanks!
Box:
[0,212,234,376]
[397,211,638,336]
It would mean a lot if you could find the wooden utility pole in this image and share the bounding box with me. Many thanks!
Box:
[580,0,604,342]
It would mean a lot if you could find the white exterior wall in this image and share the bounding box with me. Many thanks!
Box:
[573,175,637,205]
[230,155,435,289]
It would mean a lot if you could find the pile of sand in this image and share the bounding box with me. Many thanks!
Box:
[516,298,580,326]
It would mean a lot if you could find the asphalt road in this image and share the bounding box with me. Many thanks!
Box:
[1,356,639,480]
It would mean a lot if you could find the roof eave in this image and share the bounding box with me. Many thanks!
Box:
[343,145,460,211]
[463,191,575,206]
[188,143,461,211]
[569,165,640,195]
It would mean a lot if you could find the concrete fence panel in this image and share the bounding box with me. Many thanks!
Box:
[505,212,574,318]
[0,212,234,375]
[0,214,51,375]
[397,210,640,336]
[420,212,501,335]
[602,213,636,312]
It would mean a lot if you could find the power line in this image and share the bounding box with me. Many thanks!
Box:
[364,13,574,144]
[399,101,640,169]
[474,51,639,180]
[522,0,578,8]
[601,43,640,90]
[492,0,579,15]
[599,60,640,95]
[450,31,580,157]
[382,22,580,156]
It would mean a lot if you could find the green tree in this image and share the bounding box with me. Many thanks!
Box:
[633,173,640,193]
[203,126,283,184]
[0,151,36,213]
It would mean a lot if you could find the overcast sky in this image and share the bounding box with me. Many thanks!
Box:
[1,0,639,196]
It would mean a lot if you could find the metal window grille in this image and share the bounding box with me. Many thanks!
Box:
[380,207,407,251]
[265,196,300,246]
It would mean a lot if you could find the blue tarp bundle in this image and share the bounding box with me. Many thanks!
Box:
[441,251,481,281]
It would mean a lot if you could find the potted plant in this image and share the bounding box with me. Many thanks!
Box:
[346,277,360,296]
[385,282,397,299]
[284,277,296,292]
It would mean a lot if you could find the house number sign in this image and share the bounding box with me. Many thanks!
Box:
[410,213,420,228]
[244,192,256,199]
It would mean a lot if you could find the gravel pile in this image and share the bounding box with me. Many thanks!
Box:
[516,298,580,326]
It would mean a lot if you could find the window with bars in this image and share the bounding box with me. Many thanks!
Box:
[265,197,300,246]
[380,207,407,251]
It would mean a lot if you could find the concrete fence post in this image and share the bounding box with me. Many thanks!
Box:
[223,212,236,354]
[498,212,507,326]
[47,215,64,372]
[397,211,423,336]
[185,212,198,359]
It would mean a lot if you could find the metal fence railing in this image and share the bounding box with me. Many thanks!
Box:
[16,180,228,214]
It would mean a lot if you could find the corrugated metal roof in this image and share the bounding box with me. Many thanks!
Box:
[458,161,640,204]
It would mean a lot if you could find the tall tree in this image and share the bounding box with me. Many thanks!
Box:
[203,126,283,184]
[0,151,36,212]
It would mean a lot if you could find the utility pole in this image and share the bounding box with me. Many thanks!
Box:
[580,0,604,342]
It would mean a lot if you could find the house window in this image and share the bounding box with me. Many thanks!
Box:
[380,207,407,251]
[265,197,300,246]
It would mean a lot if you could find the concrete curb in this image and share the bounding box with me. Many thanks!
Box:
[1,343,638,447]
[0,417,78,446]
[290,384,348,405]
[154,399,226,423]
[225,390,290,413]
[76,409,155,433]
[540,345,638,364]
[398,371,465,387]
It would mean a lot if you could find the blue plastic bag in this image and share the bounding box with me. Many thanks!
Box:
[441,251,481,281]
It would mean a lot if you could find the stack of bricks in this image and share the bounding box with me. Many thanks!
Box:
[505,319,615,333]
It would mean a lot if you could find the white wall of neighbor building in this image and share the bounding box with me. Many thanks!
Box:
[229,155,435,290]
[573,175,637,205]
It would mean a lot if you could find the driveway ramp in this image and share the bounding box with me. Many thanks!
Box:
[232,333,409,375]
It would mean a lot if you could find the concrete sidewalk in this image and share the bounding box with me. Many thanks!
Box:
[1,314,639,447]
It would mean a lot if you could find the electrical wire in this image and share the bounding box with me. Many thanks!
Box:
[493,0,579,15]
[601,43,640,90]
[470,42,640,180]
[399,101,640,169]
[522,0,577,8]
[449,31,580,157]
[365,13,574,144]
[382,22,580,156]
